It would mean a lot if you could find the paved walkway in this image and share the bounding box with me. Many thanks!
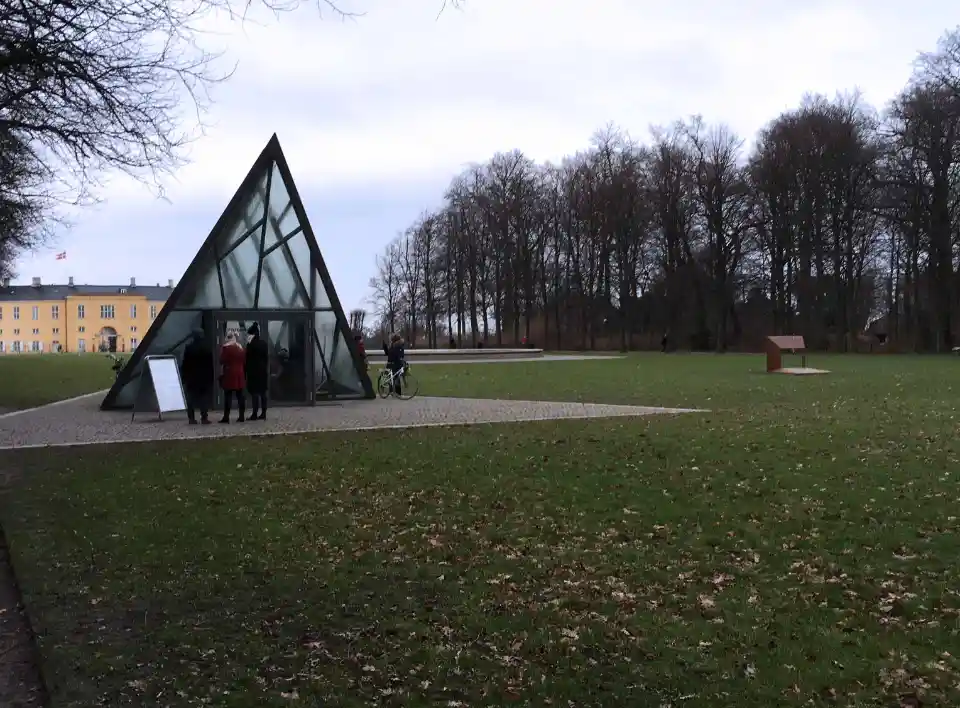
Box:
[0,392,703,450]
[368,354,626,365]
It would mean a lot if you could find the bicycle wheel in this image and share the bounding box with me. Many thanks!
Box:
[376,370,392,399]
[395,371,419,400]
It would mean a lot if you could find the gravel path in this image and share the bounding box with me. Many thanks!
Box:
[0,392,703,450]
[367,354,626,365]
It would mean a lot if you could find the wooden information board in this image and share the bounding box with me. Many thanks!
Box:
[131,354,188,421]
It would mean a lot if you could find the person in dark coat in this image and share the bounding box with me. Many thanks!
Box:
[219,332,246,423]
[381,333,406,396]
[180,328,213,424]
[245,323,269,421]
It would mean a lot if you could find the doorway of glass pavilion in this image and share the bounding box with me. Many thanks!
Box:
[213,311,312,407]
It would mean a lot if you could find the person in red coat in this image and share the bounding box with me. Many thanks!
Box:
[219,332,246,423]
[354,333,367,371]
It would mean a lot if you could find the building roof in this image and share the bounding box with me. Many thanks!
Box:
[0,283,174,303]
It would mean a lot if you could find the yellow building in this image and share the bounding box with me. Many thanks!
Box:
[0,276,174,354]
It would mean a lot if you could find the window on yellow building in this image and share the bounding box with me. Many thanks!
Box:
[52,340,60,352]
[31,341,40,352]
[77,304,85,319]
[31,306,38,320]
[101,304,115,319]
[130,304,137,318]
[13,306,19,320]
[13,328,19,335]
[130,338,139,349]
[51,305,59,320]
[12,341,21,353]
[78,326,85,333]
[150,305,157,319]
[0,306,3,320]
[52,327,59,335]
[32,328,39,335]
[130,326,137,333]
[0,342,4,353]
[78,340,86,352]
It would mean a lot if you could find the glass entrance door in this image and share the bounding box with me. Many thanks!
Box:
[265,317,312,404]
[212,312,313,408]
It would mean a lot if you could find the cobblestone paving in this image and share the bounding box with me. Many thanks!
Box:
[0,392,703,450]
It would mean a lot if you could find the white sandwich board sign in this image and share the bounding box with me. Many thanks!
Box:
[131,354,188,421]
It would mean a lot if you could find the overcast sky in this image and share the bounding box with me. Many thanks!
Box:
[12,0,956,311]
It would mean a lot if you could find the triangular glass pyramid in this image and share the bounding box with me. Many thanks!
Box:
[101,134,374,409]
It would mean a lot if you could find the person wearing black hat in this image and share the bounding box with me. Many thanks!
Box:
[245,322,269,420]
[180,328,213,424]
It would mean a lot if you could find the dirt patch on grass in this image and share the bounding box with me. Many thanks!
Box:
[0,458,47,707]
[0,524,46,707]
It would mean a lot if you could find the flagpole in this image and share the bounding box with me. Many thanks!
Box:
[55,251,67,284]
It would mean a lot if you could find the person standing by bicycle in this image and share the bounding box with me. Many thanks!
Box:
[382,333,406,396]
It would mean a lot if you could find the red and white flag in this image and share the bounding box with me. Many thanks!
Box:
[55,251,66,260]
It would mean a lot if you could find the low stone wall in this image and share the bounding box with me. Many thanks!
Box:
[367,348,543,363]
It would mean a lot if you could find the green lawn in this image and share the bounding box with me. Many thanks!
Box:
[0,354,114,410]
[2,354,960,706]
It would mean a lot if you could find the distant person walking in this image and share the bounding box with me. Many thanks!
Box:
[219,332,246,423]
[181,328,214,425]
[354,333,368,372]
[245,323,269,421]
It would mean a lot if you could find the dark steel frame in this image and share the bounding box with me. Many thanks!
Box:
[101,133,374,410]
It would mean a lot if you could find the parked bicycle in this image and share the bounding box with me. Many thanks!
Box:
[377,362,419,400]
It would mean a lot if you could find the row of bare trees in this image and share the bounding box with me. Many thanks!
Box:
[368,28,960,353]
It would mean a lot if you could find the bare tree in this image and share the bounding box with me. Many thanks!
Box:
[368,238,402,336]
[0,128,57,279]
[0,0,464,276]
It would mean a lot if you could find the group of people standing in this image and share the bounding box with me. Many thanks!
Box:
[179,324,270,425]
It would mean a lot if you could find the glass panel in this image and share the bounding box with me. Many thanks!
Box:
[258,238,308,308]
[219,232,261,308]
[266,319,310,403]
[314,311,363,396]
[330,329,363,395]
[312,265,332,308]
[218,172,269,254]
[266,163,300,240]
[216,319,252,349]
[112,311,204,407]
[313,335,332,394]
[178,254,223,308]
[285,232,312,298]
[261,210,283,255]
